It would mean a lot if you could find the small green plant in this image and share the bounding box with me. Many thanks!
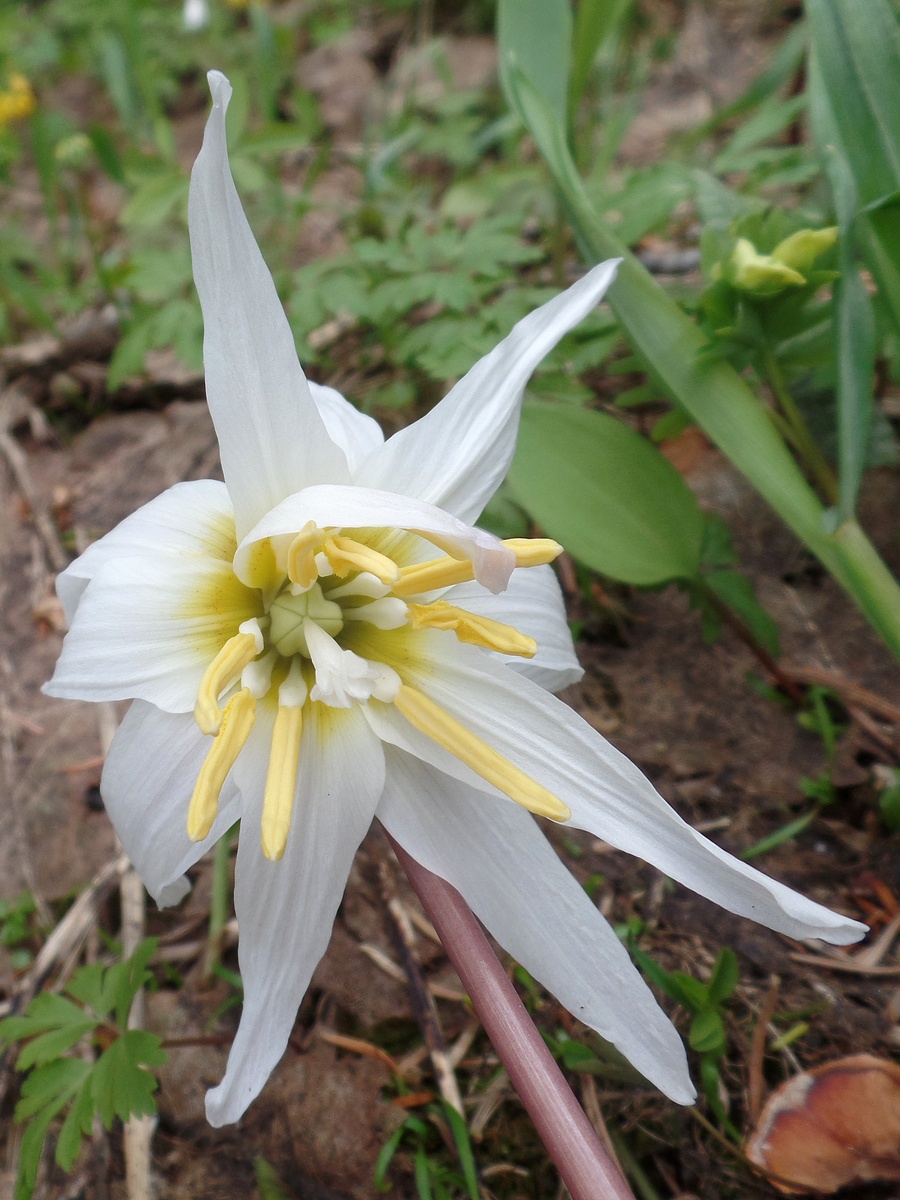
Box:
[0,938,165,1200]
[375,1099,480,1200]
[741,685,846,860]
[628,943,740,1137]
[0,891,39,970]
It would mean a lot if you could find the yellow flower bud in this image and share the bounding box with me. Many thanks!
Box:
[728,237,806,296]
[771,226,839,273]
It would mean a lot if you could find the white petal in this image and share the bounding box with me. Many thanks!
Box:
[355,260,620,522]
[377,638,867,945]
[55,480,235,626]
[308,381,384,473]
[234,483,516,594]
[189,71,350,539]
[446,564,582,691]
[101,701,242,907]
[205,702,385,1125]
[378,748,695,1103]
[45,556,260,712]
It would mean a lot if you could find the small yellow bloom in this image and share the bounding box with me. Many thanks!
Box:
[771,226,839,273]
[728,237,806,296]
[0,74,36,126]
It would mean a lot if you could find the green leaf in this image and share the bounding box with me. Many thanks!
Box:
[441,1102,480,1200]
[55,1079,94,1172]
[669,974,709,1013]
[879,780,900,832]
[91,1030,164,1128]
[807,0,900,341]
[254,1157,291,1200]
[824,146,875,522]
[689,1008,726,1055]
[13,1059,92,1200]
[498,0,571,133]
[569,0,632,119]
[120,170,188,227]
[508,403,704,585]
[703,569,780,658]
[707,949,740,1007]
[15,1021,98,1071]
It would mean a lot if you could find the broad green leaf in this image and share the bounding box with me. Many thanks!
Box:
[508,403,703,585]
[498,0,571,133]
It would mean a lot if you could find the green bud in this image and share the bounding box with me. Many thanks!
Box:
[727,237,806,297]
[771,226,838,273]
[54,132,92,170]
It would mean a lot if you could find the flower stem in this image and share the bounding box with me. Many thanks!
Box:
[386,831,637,1200]
[760,340,839,507]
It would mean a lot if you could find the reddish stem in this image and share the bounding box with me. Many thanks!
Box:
[386,832,636,1200]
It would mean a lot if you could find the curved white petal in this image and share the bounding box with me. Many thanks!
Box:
[205,702,385,1125]
[101,701,242,907]
[308,381,384,473]
[374,637,867,945]
[189,71,350,540]
[355,260,620,522]
[234,483,515,594]
[378,747,695,1103]
[446,564,582,692]
[55,480,235,626]
[45,556,260,713]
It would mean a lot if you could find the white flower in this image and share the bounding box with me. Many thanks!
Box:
[45,71,865,1127]
[183,0,209,31]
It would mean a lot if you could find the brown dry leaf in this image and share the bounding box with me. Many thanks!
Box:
[745,1054,900,1193]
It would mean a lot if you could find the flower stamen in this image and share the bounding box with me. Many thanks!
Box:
[408,601,536,657]
[195,618,264,734]
[261,662,308,861]
[392,537,563,597]
[287,521,327,590]
[188,687,257,841]
[322,536,400,584]
[392,684,570,821]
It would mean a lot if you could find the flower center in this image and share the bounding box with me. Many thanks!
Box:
[187,528,572,860]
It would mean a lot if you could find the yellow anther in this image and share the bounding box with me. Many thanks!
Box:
[392,555,475,596]
[187,688,256,842]
[392,537,563,597]
[322,536,400,584]
[502,538,563,567]
[261,704,303,861]
[408,601,536,658]
[287,521,325,589]
[195,628,261,735]
[392,685,570,821]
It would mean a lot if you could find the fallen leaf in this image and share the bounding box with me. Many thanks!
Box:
[745,1054,900,1193]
